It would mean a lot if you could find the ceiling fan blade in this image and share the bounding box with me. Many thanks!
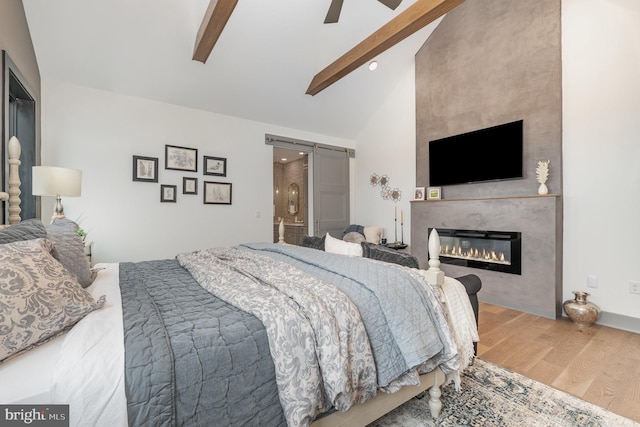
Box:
[378,0,402,10]
[324,0,344,23]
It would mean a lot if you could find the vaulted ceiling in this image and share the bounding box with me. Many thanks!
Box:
[23,0,446,139]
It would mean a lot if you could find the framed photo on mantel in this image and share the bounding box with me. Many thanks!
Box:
[427,187,442,200]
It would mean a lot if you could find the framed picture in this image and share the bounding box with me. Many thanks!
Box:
[165,145,198,172]
[204,181,232,205]
[183,177,198,195]
[160,184,177,202]
[413,187,425,200]
[204,156,227,177]
[132,155,158,182]
[427,187,442,200]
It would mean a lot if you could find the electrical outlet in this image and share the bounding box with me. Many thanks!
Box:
[255,211,261,219]
[630,281,640,295]
[587,275,598,289]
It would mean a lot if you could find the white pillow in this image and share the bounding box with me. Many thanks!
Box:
[363,226,384,244]
[325,233,363,257]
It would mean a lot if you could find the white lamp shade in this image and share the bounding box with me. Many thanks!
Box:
[32,166,82,197]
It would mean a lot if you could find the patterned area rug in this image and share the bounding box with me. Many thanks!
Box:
[370,358,639,427]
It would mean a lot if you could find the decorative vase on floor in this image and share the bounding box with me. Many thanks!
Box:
[563,291,601,327]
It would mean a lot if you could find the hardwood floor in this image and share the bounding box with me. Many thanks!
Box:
[477,302,640,423]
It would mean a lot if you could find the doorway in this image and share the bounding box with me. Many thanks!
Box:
[267,134,352,244]
[273,147,309,244]
[2,51,37,222]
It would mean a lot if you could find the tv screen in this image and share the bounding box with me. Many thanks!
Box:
[429,120,523,186]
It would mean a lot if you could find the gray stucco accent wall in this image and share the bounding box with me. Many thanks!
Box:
[411,0,563,318]
[415,0,562,198]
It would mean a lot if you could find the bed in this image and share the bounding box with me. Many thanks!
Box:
[0,136,479,427]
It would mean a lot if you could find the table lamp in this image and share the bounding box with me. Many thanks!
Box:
[32,166,82,222]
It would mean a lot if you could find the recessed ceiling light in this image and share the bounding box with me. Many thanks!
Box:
[281,158,287,162]
[298,152,304,155]
[368,60,378,71]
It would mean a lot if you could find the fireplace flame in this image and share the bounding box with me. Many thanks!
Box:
[440,244,510,265]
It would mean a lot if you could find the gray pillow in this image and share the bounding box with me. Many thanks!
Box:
[343,231,366,244]
[46,219,97,288]
[0,238,104,362]
[0,219,47,244]
[301,235,325,251]
[361,242,420,269]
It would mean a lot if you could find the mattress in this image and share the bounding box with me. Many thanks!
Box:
[0,328,65,403]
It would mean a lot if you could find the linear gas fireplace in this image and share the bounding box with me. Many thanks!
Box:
[429,228,522,275]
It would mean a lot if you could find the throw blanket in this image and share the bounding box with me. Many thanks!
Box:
[440,276,480,389]
[177,248,377,427]
[239,243,459,387]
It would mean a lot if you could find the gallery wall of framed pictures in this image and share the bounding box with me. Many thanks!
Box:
[132,144,232,204]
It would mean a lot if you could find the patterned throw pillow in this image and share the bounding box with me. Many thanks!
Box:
[0,238,104,362]
[46,219,97,287]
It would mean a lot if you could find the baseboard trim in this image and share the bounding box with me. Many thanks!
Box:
[596,311,640,334]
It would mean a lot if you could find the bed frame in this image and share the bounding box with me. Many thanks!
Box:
[4,138,449,425]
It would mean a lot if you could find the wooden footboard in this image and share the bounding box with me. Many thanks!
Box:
[310,367,445,427]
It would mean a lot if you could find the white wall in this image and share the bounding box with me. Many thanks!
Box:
[40,80,353,263]
[353,65,417,247]
[562,0,640,322]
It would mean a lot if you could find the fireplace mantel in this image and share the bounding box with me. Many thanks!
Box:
[411,194,561,203]
[411,195,562,319]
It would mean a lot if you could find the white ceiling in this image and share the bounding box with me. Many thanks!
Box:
[22,0,441,140]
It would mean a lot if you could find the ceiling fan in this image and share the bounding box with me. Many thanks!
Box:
[324,0,403,24]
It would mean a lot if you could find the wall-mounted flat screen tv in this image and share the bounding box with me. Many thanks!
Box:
[429,120,523,186]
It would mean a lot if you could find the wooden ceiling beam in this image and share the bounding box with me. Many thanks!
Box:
[192,0,239,63]
[306,0,464,96]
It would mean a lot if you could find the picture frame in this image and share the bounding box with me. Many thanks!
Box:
[204,156,227,177]
[160,184,177,203]
[413,187,425,200]
[204,181,232,205]
[132,155,158,182]
[183,177,198,195]
[165,145,198,172]
[427,187,442,200]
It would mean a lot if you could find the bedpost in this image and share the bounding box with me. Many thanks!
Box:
[423,228,444,291]
[427,368,444,418]
[278,219,285,243]
[7,137,22,224]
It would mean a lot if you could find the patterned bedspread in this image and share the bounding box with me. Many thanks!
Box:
[176,243,459,427]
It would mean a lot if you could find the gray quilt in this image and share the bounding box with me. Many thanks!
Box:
[119,260,286,427]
